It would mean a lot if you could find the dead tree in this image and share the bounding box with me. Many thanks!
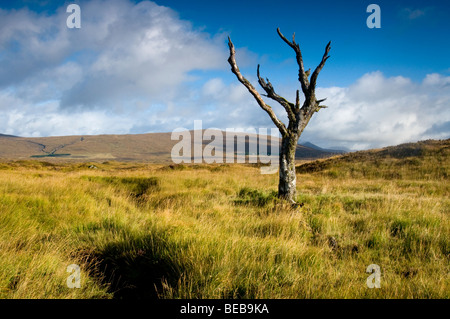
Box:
[227,28,331,204]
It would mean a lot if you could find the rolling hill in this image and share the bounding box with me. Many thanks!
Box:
[296,138,450,179]
[0,131,342,162]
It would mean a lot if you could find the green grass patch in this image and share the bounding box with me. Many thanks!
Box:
[233,187,278,207]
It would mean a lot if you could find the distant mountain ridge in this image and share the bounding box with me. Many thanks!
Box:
[0,131,338,162]
[300,141,348,154]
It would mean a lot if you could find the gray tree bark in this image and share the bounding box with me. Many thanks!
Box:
[227,28,331,204]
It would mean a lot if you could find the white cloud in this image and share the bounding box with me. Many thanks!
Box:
[0,0,228,111]
[202,78,227,97]
[301,72,450,150]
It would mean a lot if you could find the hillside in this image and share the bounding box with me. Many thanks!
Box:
[0,131,340,162]
[296,138,450,179]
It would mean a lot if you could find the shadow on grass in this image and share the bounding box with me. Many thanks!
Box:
[87,233,182,299]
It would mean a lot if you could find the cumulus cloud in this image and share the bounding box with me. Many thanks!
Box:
[300,71,450,150]
[0,0,227,113]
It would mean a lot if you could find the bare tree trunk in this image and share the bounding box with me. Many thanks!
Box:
[278,134,298,203]
[227,28,331,205]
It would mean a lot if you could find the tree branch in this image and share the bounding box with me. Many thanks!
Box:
[227,37,288,136]
[257,64,296,123]
[277,28,310,96]
[309,41,331,92]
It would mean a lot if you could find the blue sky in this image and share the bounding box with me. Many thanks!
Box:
[0,0,449,149]
[162,0,450,85]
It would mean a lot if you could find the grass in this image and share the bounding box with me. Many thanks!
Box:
[0,139,448,299]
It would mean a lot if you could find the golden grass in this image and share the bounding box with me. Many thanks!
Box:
[0,139,448,299]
